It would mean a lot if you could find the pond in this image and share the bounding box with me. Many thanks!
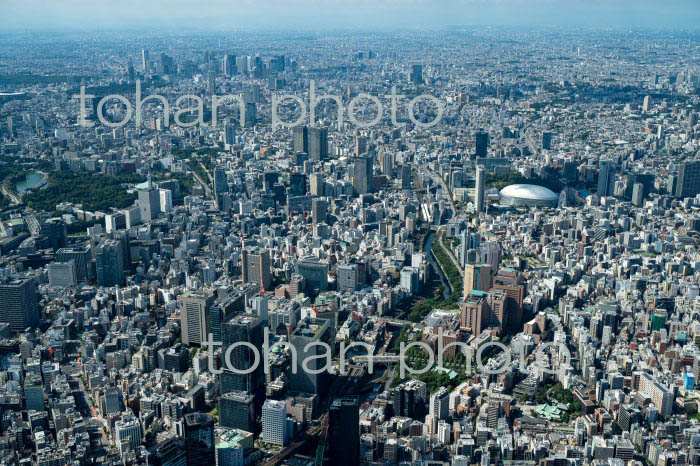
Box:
[15,171,45,193]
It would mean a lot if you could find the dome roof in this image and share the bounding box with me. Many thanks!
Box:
[499,184,558,201]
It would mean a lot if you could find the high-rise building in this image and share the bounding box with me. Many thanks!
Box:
[392,379,427,419]
[638,372,673,418]
[401,164,412,190]
[221,314,264,397]
[308,127,328,161]
[460,292,487,336]
[224,124,236,146]
[475,131,489,157]
[463,264,491,298]
[23,373,44,411]
[159,189,173,214]
[295,258,328,294]
[429,387,450,420]
[353,155,373,195]
[597,160,616,198]
[115,415,142,456]
[219,391,255,432]
[138,186,161,222]
[182,412,215,466]
[542,132,553,150]
[223,54,236,76]
[215,429,251,466]
[214,166,228,202]
[95,240,125,287]
[329,398,360,466]
[179,292,215,347]
[241,248,272,292]
[293,126,308,154]
[492,269,527,329]
[631,182,644,206]
[40,218,67,251]
[150,437,187,466]
[290,318,332,395]
[410,64,423,84]
[47,261,77,288]
[643,95,652,112]
[262,399,288,446]
[337,263,359,292]
[475,165,485,214]
[675,160,700,199]
[311,198,327,224]
[142,49,149,70]
[56,245,92,281]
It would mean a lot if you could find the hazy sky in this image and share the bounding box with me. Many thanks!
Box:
[2,0,700,30]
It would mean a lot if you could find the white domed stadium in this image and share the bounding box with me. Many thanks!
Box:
[499,184,559,207]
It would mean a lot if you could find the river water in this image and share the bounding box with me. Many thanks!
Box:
[424,230,452,299]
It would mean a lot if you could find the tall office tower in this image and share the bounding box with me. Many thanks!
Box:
[492,269,527,329]
[23,373,44,411]
[675,161,700,198]
[182,413,215,466]
[401,164,412,190]
[474,165,486,214]
[138,186,161,222]
[542,132,553,150]
[245,102,257,126]
[328,398,360,466]
[308,127,328,161]
[179,292,214,347]
[337,263,359,292]
[221,314,264,397]
[219,391,255,432]
[115,415,143,456]
[141,49,149,70]
[40,218,67,251]
[460,292,487,336]
[597,160,616,198]
[207,69,216,94]
[159,189,173,214]
[475,131,489,157]
[150,437,186,466]
[392,379,427,419]
[290,318,332,395]
[224,124,236,146]
[95,240,125,287]
[0,277,39,332]
[7,116,13,138]
[295,258,329,294]
[47,261,77,288]
[632,182,645,206]
[463,263,492,299]
[355,135,368,155]
[289,172,307,196]
[215,430,251,466]
[410,64,423,84]
[353,155,373,195]
[223,54,236,76]
[293,125,309,154]
[309,173,323,195]
[429,387,450,420]
[380,152,393,175]
[643,95,652,112]
[262,399,288,446]
[56,245,92,281]
[241,248,272,292]
[311,198,327,224]
[214,166,228,200]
